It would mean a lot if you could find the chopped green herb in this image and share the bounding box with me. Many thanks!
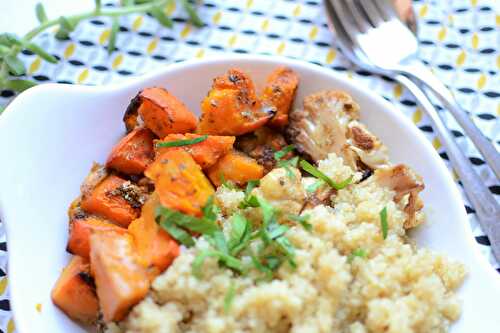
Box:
[379,206,388,239]
[223,282,236,313]
[274,144,295,161]
[155,195,220,246]
[156,206,219,236]
[288,214,312,231]
[278,156,299,179]
[228,214,252,256]
[347,248,368,263]
[156,134,208,148]
[220,174,238,190]
[306,180,324,193]
[157,218,195,246]
[192,250,243,278]
[238,180,261,208]
[299,160,353,190]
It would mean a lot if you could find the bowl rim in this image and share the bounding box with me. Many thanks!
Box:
[1,54,499,332]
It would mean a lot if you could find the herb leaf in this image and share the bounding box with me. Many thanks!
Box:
[55,16,75,40]
[192,250,243,278]
[347,248,368,263]
[35,3,49,24]
[238,180,261,209]
[156,134,208,148]
[157,217,195,246]
[274,144,295,161]
[223,282,236,313]
[299,160,353,190]
[107,17,119,54]
[25,42,58,63]
[379,206,388,239]
[180,0,204,27]
[288,214,312,231]
[150,5,174,28]
[4,55,25,76]
[228,214,252,256]
[156,206,219,237]
[5,79,37,92]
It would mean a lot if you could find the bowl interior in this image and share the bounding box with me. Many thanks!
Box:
[0,55,498,333]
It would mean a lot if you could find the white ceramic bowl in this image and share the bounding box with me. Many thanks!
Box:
[0,55,498,333]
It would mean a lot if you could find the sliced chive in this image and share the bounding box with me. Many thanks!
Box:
[347,248,368,263]
[380,206,388,239]
[299,160,353,190]
[274,144,295,161]
[288,214,312,231]
[156,134,208,148]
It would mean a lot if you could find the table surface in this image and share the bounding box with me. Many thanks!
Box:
[0,0,498,332]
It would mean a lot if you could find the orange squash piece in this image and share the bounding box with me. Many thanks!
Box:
[128,193,180,274]
[261,67,299,128]
[51,256,99,324]
[145,149,214,217]
[80,175,139,227]
[157,133,235,169]
[106,127,155,175]
[124,87,198,137]
[67,217,126,259]
[90,230,150,322]
[198,69,274,136]
[207,150,264,186]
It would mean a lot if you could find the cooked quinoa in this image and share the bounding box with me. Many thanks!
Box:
[108,152,466,333]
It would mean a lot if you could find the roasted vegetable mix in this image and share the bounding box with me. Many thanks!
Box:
[52,66,425,328]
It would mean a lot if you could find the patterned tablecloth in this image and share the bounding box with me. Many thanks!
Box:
[0,0,498,331]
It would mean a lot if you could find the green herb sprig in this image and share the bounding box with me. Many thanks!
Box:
[379,206,388,239]
[299,160,353,190]
[156,134,208,148]
[274,145,299,179]
[0,0,203,97]
[347,248,368,263]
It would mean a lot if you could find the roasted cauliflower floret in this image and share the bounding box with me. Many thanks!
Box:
[286,90,360,166]
[253,167,306,216]
[372,164,425,228]
[347,121,389,170]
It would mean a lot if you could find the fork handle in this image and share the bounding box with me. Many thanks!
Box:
[395,74,500,262]
[398,61,500,179]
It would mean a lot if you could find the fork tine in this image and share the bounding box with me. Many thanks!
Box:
[328,0,364,43]
[324,0,372,68]
[356,0,387,27]
[373,0,400,21]
[343,0,371,33]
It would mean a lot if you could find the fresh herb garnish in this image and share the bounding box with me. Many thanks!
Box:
[227,214,252,256]
[347,248,368,263]
[0,0,204,93]
[288,214,312,231]
[238,180,260,209]
[379,206,388,239]
[299,160,353,190]
[156,135,208,148]
[220,174,238,190]
[192,250,243,278]
[274,145,298,179]
[223,282,236,313]
[274,144,295,161]
[155,195,219,246]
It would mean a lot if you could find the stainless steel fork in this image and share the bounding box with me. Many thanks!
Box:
[330,0,500,179]
[324,0,500,262]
